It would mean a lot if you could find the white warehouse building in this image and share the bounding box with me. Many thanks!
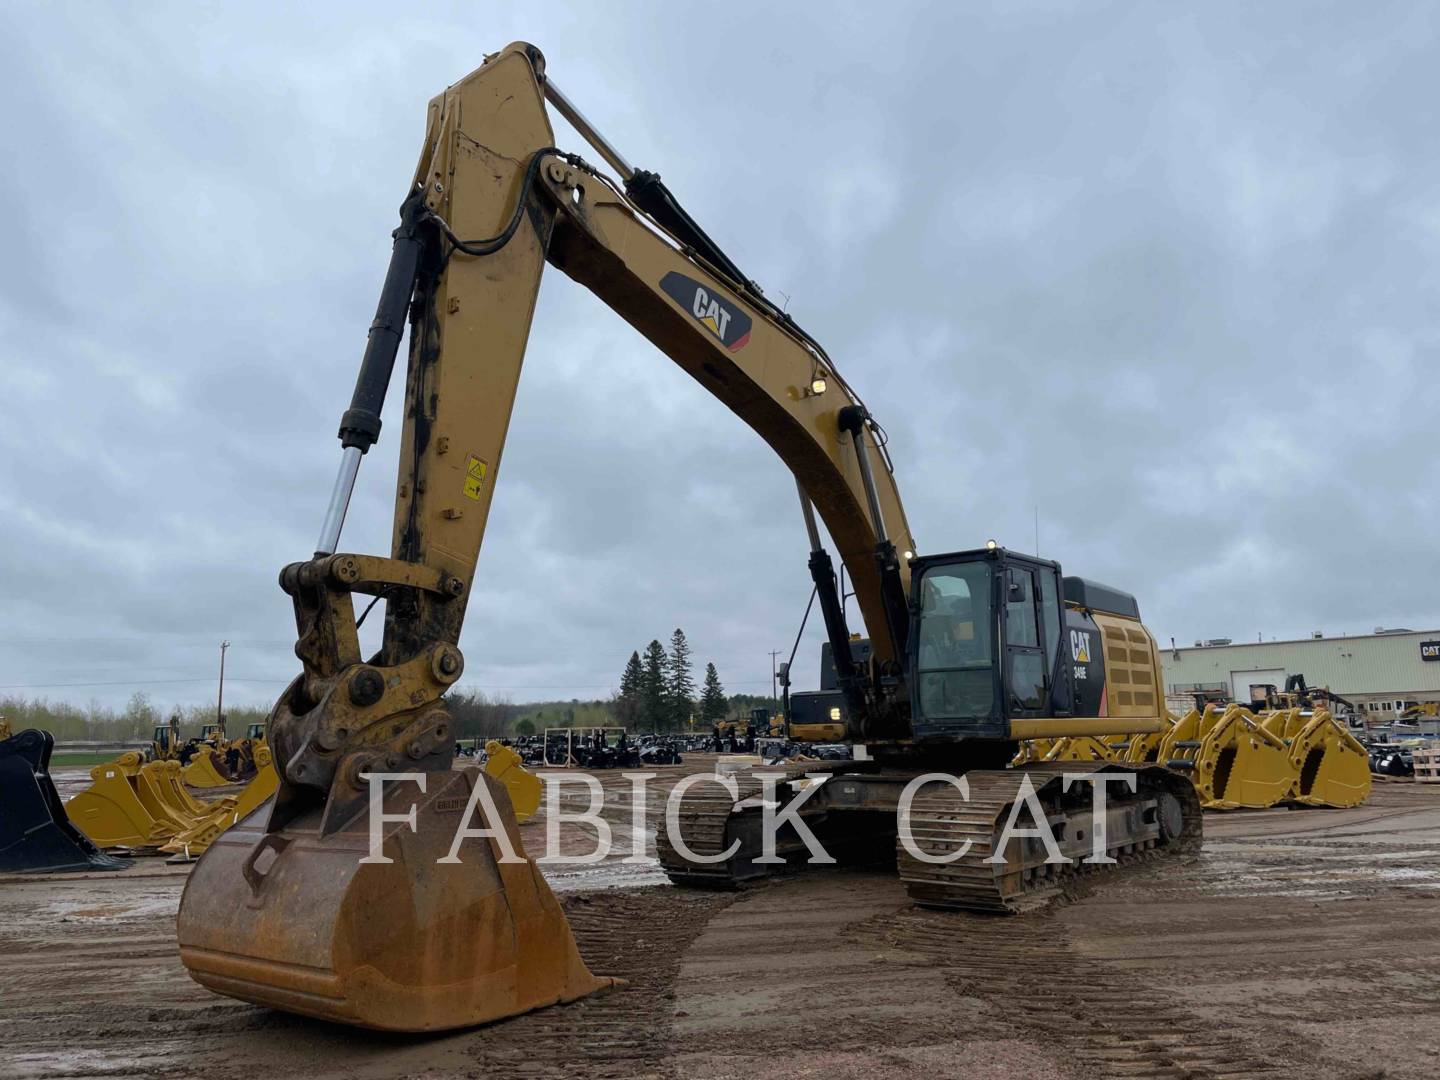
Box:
[1161,629,1440,717]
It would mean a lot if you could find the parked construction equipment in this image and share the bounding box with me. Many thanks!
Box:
[482,740,540,822]
[65,744,280,852]
[1015,703,1371,809]
[0,729,130,873]
[173,41,1203,1034]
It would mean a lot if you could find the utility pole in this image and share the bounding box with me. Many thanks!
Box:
[769,650,781,713]
[217,640,230,731]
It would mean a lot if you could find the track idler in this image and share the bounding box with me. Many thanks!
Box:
[0,729,129,873]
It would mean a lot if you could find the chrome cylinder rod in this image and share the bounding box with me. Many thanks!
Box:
[847,427,889,544]
[543,78,634,181]
[315,445,363,556]
[796,478,824,553]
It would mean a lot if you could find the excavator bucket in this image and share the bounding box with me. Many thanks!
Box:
[484,740,542,822]
[141,760,218,824]
[176,765,616,1031]
[182,749,232,788]
[1162,704,1295,809]
[67,752,178,848]
[1287,711,1372,808]
[0,729,129,873]
[162,745,279,860]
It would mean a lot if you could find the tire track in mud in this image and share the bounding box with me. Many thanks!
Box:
[852,906,1286,1080]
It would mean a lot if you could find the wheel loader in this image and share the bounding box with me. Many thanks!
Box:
[176,42,1203,1032]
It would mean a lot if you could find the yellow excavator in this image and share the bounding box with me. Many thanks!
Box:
[177,42,1201,1032]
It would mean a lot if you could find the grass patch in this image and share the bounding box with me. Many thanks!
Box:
[50,752,124,767]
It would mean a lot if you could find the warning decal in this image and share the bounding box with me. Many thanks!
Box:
[463,456,488,501]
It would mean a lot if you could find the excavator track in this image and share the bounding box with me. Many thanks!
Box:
[656,769,803,887]
[659,762,1202,914]
[898,763,1202,913]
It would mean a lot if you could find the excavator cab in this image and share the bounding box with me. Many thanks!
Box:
[909,547,1071,741]
[151,724,173,756]
[908,546,1158,747]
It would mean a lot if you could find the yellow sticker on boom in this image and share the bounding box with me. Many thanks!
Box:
[463,456,487,500]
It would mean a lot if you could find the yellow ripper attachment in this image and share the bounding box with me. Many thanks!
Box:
[1261,709,1372,808]
[67,753,179,848]
[182,749,232,788]
[1160,705,1295,809]
[162,746,280,860]
[483,740,541,822]
[177,766,615,1032]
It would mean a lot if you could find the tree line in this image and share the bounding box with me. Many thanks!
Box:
[612,628,729,733]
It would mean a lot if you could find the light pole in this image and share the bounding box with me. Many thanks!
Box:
[769,650,781,715]
[217,640,230,731]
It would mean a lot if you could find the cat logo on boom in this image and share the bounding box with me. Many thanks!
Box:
[659,271,752,351]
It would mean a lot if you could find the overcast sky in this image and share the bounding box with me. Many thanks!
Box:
[2,2,1437,714]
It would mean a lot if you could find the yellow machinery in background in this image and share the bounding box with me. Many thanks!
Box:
[1015,704,1369,809]
[483,740,541,822]
[66,746,281,853]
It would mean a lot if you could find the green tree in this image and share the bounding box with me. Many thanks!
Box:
[700,662,727,726]
[666,628,695,728]
[640,639,668,734]
[514,718,535,736]
[615,650,643,729]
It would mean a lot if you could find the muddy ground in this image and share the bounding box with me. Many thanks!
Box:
[4,762,1438,1079]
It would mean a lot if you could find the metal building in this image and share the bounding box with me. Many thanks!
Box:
[1161,629,1440,718]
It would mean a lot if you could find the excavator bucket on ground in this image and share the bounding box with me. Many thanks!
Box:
[484,740,542,822]
[1161,705,1296,809]
[67,752,177,849]
[162,746,279,860]
[182,749,232,788]
[0,729,129,873]
[176,766,616,1031]
[1282,710,1371,808]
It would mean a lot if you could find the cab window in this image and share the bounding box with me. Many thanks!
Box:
[914,561,994,720]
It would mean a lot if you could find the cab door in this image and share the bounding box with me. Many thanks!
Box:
[1001,564,1049,717]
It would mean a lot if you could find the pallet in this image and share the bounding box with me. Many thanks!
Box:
[1415,748,1440,783]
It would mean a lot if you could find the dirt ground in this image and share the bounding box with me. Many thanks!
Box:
[4,763,1439,1080]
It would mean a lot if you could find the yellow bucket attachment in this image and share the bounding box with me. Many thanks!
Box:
[176,766,615,1032]
[1161,704,1295,809]
[182,749,232,788]
[484,740,541,823]
[163,747,279,859]
[66,754,178,848]
[1286,710,1372,808]
[142,760,218,822]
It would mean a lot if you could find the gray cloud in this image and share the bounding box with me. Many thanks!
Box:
[2,1,1437,712]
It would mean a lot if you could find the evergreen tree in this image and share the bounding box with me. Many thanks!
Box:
[666,628,695,728]
[700,662,727,726]
[640,639,668,734]
[616,651,643,729]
